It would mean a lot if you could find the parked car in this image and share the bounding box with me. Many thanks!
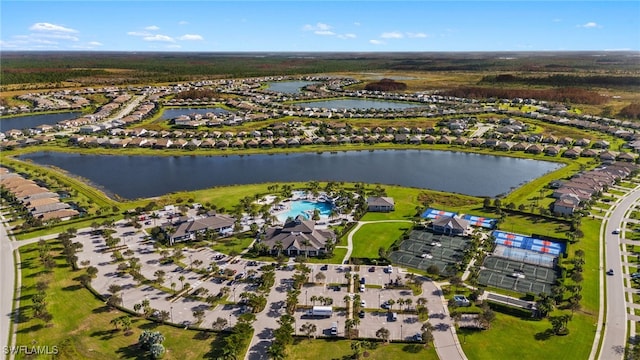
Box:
[607,269,614,276]
[613,228,621,234]
[320,264,328,271]
[358,310,365,318]
[413,333,423,342]
[388,312,398,321]
[368,266,375,272]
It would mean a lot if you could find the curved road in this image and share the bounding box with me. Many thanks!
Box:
[594,185,640,359]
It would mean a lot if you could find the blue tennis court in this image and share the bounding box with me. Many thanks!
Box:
[421,208,457,219]
[461,214,497,229]
[492,230,565,256]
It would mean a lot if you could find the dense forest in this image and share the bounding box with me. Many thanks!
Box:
[480,74,640,89]
[2,51,639,86]
[442,86,608,105]
[364,78,407,91]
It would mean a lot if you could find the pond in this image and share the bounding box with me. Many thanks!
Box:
[19,150,563,200]
[266,81,319,94]
[294,99,423,110]
[159,108,229,120]
[0,111,82,131]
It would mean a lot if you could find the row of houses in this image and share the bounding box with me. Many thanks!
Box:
[0,167,79,222]
[552,162,638,215]
[64,132,638,161]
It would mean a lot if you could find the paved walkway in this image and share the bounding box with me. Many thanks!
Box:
[424,281,468,360]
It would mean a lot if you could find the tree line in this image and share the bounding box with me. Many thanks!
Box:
[442,86,608,105]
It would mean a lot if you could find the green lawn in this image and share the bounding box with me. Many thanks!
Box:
[498,212,570,240]
[15,241,234,360]
[287,338,438,360]
[211,234,255,255]
[460,312,595,360]
[350,222,410,259]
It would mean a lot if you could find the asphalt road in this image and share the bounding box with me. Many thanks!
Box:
[0,215,15,359]
[600,186,640,359]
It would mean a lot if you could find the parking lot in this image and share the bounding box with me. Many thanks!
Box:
[72,214,441,346]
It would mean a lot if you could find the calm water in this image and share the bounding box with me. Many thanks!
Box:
[19,150,562,200]
[277,200,333,222]
[294,99,423,110]
[160,108,229,120]
[266,81,319,94]
[0,111,82,131]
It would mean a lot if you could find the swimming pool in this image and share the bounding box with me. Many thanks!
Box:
[276,200,334,222]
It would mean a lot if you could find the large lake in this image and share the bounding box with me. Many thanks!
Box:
[19,150,562,200]
[0,111,82,131]
[160,108,229,120]
[294,99,423,110]
[266,81,318,94]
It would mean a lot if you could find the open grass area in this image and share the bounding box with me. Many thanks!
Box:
[304,247,348,264]
[15,241,232,359]
[460,312,596,360]
[498,212,571,240]
[350,222,410,259]
[287,337,438,360]
[211,233,256,255]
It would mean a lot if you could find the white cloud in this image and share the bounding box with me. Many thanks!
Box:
[381,31,404,39]
[337,33,357,39]
[369,39,385,45]
[303,22,332,32]
[407,32,428,38]
[145,25,160,31]
[178,21,189,25]
[354,22,361,26]
[29,22,77,33]
[314,30,335,36]
[143,34,175,42]
[179,34,203,41]
[88,41,103,46]
[166,44,181,49]
[127,31,152,37]
[552,18,562,23]
[579,22,601,28]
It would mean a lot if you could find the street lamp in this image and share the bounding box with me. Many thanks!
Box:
[170,306,173,322]
[305,290,308,305]
[233,287,236,302]
[400,323,403,340]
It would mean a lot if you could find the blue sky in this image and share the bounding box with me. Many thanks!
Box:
[1,1,638,52]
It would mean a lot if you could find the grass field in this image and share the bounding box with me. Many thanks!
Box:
[460,312,595,360]
[15,241,234,360]
[286,337,438,360]
[350,222,410,259]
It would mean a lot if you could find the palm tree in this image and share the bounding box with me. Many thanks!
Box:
[300,322,317,340]
[405,298,413,311]
[150,212,160,226]
[397,298,406,311]
[310,295,318,306]
[178,275,185,290]
[386,299,395,311]
[154,270,166,284]
[275,240,284,257]
[315,272,326,284]
[376,327,391,343]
